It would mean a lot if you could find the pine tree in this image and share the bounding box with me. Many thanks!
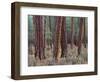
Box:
[34,16,45,60]
[71,17,74,48]
[78,17,84,55]
[61,17,67,57]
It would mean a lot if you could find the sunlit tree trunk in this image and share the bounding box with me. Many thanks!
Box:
[54,16,67,62]
[54,16,62,62]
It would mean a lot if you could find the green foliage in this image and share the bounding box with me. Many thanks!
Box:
[28,15,88,42]
[66,17,71,31]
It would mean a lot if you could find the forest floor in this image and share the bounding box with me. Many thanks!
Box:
[28,44,88,66]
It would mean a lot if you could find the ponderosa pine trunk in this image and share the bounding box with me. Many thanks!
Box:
[54,16,62,62]
[83,18,87,48]
[34,16,45,60]
[71,17,74,48]
[61,17,67,57]
[54,16,67,62]
[78,17,84,55]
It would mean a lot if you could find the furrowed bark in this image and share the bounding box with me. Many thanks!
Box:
[34,16,45,60]
[54,16,63,62]
[61,17,67,57]
[78,17,84,55]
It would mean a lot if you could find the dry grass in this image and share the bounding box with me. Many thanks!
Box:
[28,44,88,66]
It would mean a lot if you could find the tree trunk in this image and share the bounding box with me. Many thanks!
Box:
[83,18,87,48]
[61,17,67,57]
[34,16,45,60]
[54,16,67,62]
[71,17,74,48]
[78,17,84,55]
[54,16,63,62]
